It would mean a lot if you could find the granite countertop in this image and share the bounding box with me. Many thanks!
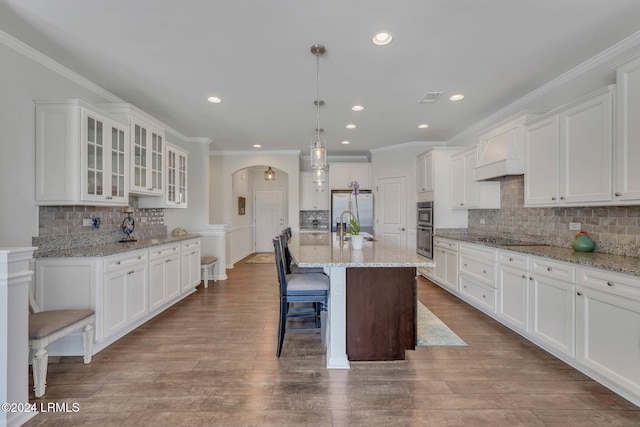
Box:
[289,232,434,268]
[435,231,640,277]
[35,234,201,258]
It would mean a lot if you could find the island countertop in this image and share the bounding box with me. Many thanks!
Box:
[288,232,435,268]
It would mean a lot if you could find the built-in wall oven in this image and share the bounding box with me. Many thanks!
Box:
[417,201,433,259]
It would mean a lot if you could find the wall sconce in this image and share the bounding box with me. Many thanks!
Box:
[264,166,275,181]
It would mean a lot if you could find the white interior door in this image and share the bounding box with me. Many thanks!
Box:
[375,176,407,249]
[254,188,285,252]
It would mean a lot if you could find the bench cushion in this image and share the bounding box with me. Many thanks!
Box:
[201,257,218,266]
[29,309,94,339]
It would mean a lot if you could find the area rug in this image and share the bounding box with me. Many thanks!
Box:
[245,253,275,264]
[417,302,467,346]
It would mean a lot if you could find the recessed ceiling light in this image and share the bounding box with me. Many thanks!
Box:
[418,124,429,129]
[341,140,350,145]
[449,94,464,101]
[252,144,262,148]
[207,96,222,103]
[346,124,356,129]
[372,32,393,46]
[352,105,364,112]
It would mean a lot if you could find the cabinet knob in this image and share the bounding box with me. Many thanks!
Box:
[482,270,487,274]
[165,259,171,263]
[615,192,621,197]
[460,203,464,206]
[560,196,565,200]
[607,281,614,287]
[463,263,468,267]
[509,257,513,262]
[547,267,552,272]
[127,270,134,275]
[116,261,121,265]
[529,277,533,280]
[577,291,583,296]
[551,197,556,201]
[482,294,486,298]
[522,275,526,279]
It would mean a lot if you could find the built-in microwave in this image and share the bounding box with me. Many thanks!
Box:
[417,201,433,226]
[417,201,433,258]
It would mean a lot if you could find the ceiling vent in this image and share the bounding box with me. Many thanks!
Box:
[419,92,444,104]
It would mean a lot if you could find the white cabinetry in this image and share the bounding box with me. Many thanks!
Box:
[416,151,434,193]
[496,250,530,334]
[458,243,497,313]
[329,163,371,190]
[300,171,329,210]
[139,143,188,208]
[432,237,459,292]
[181,238,202,293]
[35,100,129,206]
[103,250,148,339]
[525,86,614,207]
[528,256,576,358]
[148,243,181,312]
[576,267,640,401]
[417,148,468,228]
[102,104,166,196]
[450,146,500,209]
[615,57,640,202]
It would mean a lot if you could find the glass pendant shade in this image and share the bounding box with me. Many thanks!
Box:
[313,168,325,184]
[264,167,275,181]
[310,138,327,170]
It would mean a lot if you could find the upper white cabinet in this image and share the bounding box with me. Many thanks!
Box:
[615,57,640,203]
[329,163,371,190]
[300,172,329,210]
[35,100,129,206]
[101,104,166,196]
[416,151,434,193]
[525,86,614,207]
[450,146,500,209]
[139,143,188,209]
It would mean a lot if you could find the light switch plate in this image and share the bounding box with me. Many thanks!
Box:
[83,218,93,227]
[569,222,581,231]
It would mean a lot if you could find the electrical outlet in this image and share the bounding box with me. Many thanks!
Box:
[83,218,93,227]
[480,218,486,224]
[569,222,581,231]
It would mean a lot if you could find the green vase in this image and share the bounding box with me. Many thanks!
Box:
[572,234,595,252]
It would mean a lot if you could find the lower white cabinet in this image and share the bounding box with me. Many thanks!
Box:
[496,251,530,333]
[458,243,497,313]
[528,256,576,358]
[34,237,201,355]
[576,266,640,400]
[432,237,458,292]
[148,243,181,312]
[181,238,202,293]
[103,250,149,339]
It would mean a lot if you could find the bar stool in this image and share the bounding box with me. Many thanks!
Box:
[201,256,218,288]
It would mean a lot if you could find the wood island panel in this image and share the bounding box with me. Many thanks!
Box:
[346,267,417,361]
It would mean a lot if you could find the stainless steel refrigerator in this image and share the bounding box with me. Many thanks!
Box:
[331,190,374,234]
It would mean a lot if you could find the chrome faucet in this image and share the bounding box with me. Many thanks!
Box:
[338,210,356,242]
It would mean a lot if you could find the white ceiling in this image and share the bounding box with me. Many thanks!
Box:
[2,1,640,156]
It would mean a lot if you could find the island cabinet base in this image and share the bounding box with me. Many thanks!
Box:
[346,267,417,361]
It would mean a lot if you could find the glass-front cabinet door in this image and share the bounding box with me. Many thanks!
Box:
[165,144,188,208]
[130,119,164,196]
[82,109,129,204]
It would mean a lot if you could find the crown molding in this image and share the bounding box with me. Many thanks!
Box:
[369,140,445,154]
[210,149,301,156]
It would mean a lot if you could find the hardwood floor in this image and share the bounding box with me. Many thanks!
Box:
[25,256,640,426]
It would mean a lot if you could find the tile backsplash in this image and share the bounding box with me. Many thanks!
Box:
[468,175,640,257]
[299,210,330,229]
[33,199,166,252]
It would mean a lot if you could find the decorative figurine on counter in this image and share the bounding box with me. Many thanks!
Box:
[572,231,595,252]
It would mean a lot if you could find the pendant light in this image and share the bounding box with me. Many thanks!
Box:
[264,166,275,181]
[310,44,328,172]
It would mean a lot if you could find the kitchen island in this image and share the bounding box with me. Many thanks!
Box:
[288,232,435,369]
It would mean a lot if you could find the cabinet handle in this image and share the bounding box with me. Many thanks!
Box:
[106,196,113,200]
[607,281,614,287]
[522,275,526,279]
[560,196,565,200]
[137,256,142,260]
[577,291,583,296]
[547,267,552,272]
[192,251,196,255]
[463,263,468,267]
[509,257,513,262]
[615,192,621,197]
[116,261,121,265]
[551,197,556,201]
[463,285,467,289]
[460,203,464,206]
[127,270,134,275]
[482,270,487,274]
[441,250,446,253]
[529,277,533,280]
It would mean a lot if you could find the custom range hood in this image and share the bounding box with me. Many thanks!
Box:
[472,111,544,181]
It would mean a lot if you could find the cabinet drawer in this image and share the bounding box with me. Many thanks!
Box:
[434,237,458,251]
[460,254,496,286]
[531,256,575,283]
[181,238,201,250]
[149,243,180,260]
[577,266,640,299]
[499,250,530,269]
[104,249,147,272]
[460,275,496,312]
[459,243,498,261]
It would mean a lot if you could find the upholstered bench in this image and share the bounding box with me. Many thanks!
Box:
[29,296,95,398]
[201,256,218,288]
